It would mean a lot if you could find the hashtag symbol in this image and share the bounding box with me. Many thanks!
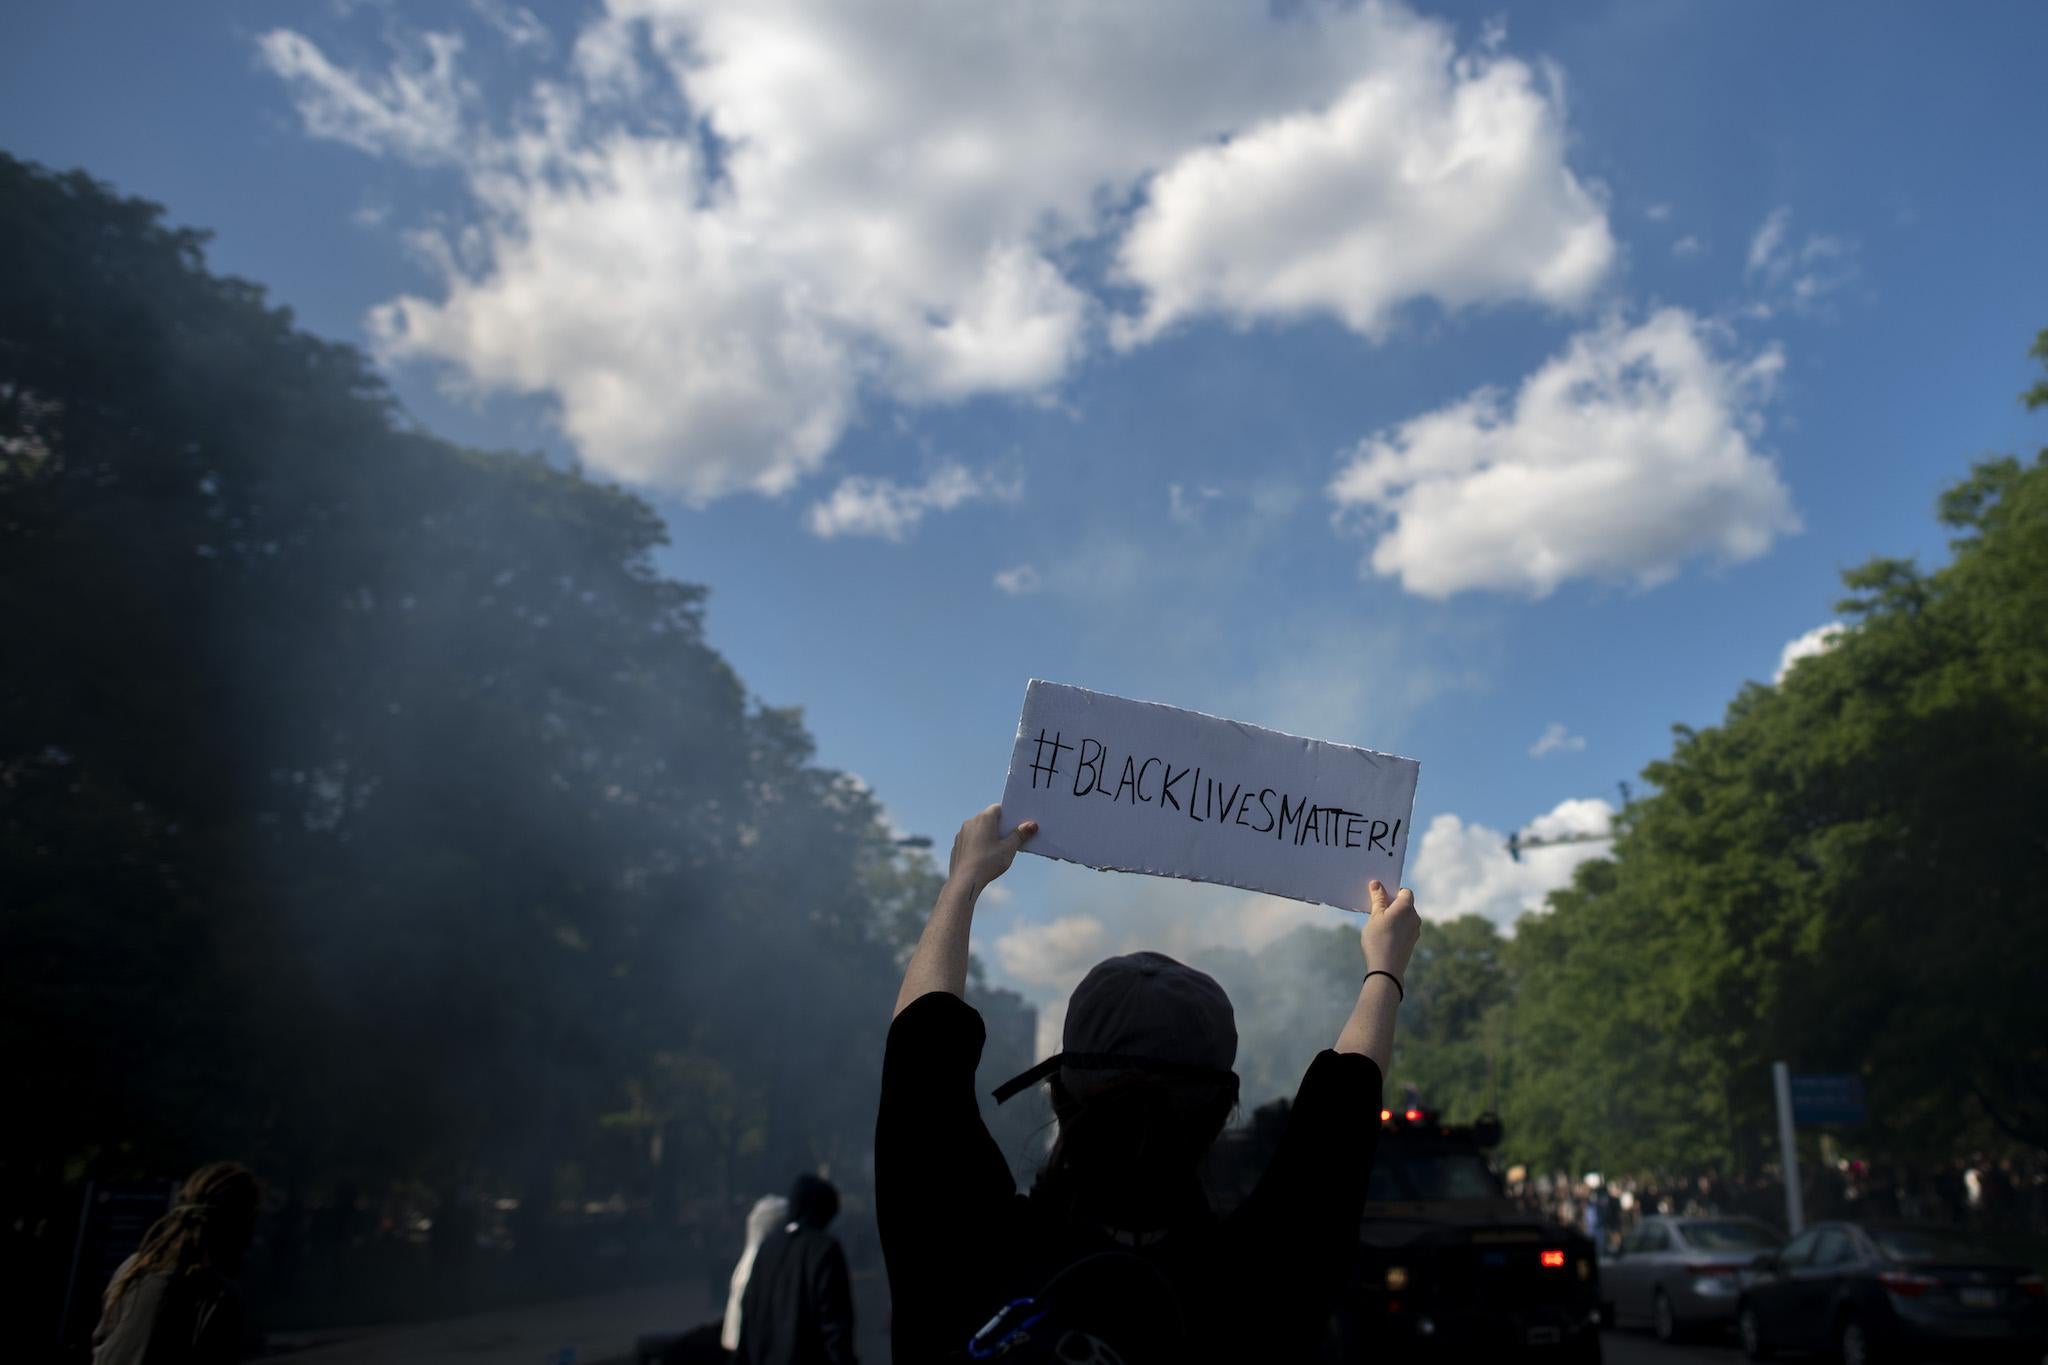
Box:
[1028,728,1071,790]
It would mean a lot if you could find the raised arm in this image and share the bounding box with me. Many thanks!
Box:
[892,805,1036,1017]
[1334,878,1420,1074]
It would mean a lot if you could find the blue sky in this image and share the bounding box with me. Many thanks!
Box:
[9,0,2046,1020]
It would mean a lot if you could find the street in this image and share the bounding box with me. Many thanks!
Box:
[1601,1327,1740,1365]
[264,1282,714,1365]
[259,1265,894,1365]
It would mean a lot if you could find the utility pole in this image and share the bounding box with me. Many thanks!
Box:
[1772,1061,1805,1234]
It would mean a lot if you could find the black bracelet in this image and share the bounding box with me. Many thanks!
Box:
[1363,970,1404,1002]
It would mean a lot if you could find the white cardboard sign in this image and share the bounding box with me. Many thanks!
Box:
[998,680,1420,911]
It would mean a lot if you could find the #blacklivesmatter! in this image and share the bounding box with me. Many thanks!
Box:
[1026,730,1404,855]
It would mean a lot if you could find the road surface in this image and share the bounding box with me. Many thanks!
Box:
[264,1262,893,1365]
[266,1281,715,1365]
[1602,1326,1740,1365]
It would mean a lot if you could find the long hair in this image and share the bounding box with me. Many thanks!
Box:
[103,1161,261,1312]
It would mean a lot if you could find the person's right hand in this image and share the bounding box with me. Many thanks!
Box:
[947,804,1037,893]
[1360,879,1420,980]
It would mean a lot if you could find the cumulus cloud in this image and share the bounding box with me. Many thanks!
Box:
[1408,796,1612,929]
[1328,308,1799,598]
[803,463,1020,541]
[1773,621,1845,683]
[1746,206,1856,313]
[1529,722,1585,758]
[1112,19,1613,345]
[1671,235,1703,259]
[259,0,1614,498]
[993,564,1043,596]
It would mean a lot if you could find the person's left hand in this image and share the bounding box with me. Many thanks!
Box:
[947,804,1037,892]
[1361,879,1421,980]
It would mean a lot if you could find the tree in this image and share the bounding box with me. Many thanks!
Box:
[0,152,922,1243]
[1391,915,1511,1120]
[1497,333,2048,1171]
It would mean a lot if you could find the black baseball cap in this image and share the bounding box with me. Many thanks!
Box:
[992,951,1238,1105]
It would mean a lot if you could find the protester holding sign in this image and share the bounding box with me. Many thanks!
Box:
[877,804,1418,1365]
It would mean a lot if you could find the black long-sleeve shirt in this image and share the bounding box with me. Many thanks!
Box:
[876,991,1383,1365]
[736,1222,858,1365]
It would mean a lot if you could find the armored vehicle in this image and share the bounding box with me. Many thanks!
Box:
[1211,1101,1604,1362]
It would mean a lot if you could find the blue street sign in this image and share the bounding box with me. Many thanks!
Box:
[1789,1073,1867,1126]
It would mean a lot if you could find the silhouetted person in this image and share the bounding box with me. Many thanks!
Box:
[735,1175,857,1365]
[723,1194,790,1356]
[877,806,1419,1365]
[92,1162,260,1365]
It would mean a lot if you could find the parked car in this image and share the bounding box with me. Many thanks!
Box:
[1737,1221,2047,1365]
[1604,1214,1781,1341]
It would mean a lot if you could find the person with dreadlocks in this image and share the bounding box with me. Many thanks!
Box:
[93,1161,261,1365]
[876,806,1419,1365]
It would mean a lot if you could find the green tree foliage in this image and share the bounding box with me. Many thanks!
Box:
[0,154,930,1210]
[1497,338,2048,1173]
[1389,914,1510,1120]
[1273,334,2048,1178]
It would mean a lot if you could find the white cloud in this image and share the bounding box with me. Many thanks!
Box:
[1329,308,1799,598]
[803,463,1020,541]
[254,29,471,165]
[1529,721,1585,758]
[1113,22,1612,345]
[1746,207,1792,275]
[1408,796,1612,929]
[468,0,551,53]
[1773,621,1845,683]
[259,0,1615,499]
[1645,202,1672,222]
[1671,235,1703,259]
[1746,206,1856,312]
[993,564,1042,596]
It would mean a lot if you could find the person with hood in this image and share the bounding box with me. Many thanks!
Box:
[735,1175,858,1365]
[93,1161,261,1365]
[721,1194,791,1355]
[877,806,1419,1365]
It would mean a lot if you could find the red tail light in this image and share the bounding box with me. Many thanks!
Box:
[1683,1263,1741,1276]
[2019,1275,2044,1299]
[1540,1249,1567,1269]
[1878,1272,1937,1298]
[1380,1109,1393,1122]
[1404,1108,1423,1121]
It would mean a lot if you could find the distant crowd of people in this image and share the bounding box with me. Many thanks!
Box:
[1516,1153,2048,1249]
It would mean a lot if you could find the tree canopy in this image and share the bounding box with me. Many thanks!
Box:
[1380,336,2048,1174]
[0,153,935,1215]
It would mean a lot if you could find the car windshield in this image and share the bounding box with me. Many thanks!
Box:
[1871,1228,2000,1264]
[1367,1151,1501,1202]
[1680,1221,1779,1251]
